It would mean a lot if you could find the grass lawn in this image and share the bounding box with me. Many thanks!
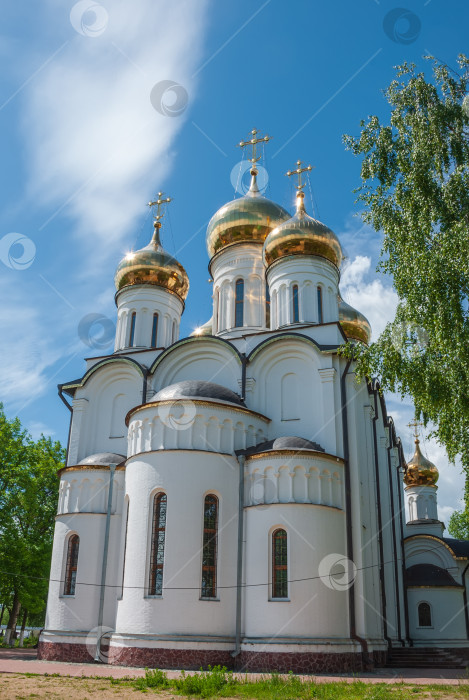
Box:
[2,668,469,699]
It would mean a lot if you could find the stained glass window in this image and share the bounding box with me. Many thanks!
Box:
[201,495,218,598]
[292,285,299,323]
[235,279,244,328]
[64,534,79,596]
[272,529,288,599]
[149,493,167,596]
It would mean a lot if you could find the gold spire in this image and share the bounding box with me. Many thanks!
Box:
[238,128,271,171]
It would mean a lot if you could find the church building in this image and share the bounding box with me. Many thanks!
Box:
[39,132,469,672]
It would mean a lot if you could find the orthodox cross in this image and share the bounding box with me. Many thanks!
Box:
[286,159,314,191]
[407,418,423,441]
[148,192,172,225]
[238,128,271,166]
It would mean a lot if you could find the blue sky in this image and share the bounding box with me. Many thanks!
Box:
[0,0,467,519]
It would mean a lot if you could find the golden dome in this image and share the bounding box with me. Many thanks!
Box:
[115,223,189,302]
[263,191,343,268]
[190,317,213,337]
[206,170,290,259]
[338,295,372,345]
[404,439,439,487]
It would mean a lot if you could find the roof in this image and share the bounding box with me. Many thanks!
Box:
[78,452,126,466]
[443,537,469,559]
[241,435,325,456]
[406,563,463,588]
[153,380,245,407]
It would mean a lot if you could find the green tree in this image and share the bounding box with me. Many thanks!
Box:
[448,509,469,540]
[0,405,64,644]
[343,54,469,512]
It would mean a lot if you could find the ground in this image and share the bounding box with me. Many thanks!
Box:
[2,649,469,699]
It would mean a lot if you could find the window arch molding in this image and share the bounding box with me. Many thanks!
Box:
[147,489,167,597]
[269,525,289,600]
[63,532,80,596]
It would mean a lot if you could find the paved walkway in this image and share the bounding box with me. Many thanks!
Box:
[1,648,469,685]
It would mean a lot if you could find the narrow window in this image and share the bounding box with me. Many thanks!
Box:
[292,285,299,323]
[151,313,158,348]
[172,319,177,344]
[272,529,288,599]
[201,495,218,598]
[121,501,129,597]
[234,279,244,328]
[418,602,432,627]
[64,535,80,596]
[129,312,136,347]
[149,493,167,596]
[317,286,323,324]
[265,282,271,327]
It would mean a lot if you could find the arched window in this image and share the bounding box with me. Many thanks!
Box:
[149,493,167,596]
[235,279,244,328]
[201,494,218,598]
[418,602,432,627]
[151,313,158,348]
[129,312,136,347]
[292,284,299,323]
[64,534,80,596]
[272,529,288,599]
[265,282,270,327]
[172,319,177,344]
[317,286,323,324]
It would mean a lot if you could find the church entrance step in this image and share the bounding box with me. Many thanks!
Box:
[386,648,467,668]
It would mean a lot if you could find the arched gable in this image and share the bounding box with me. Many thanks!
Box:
[150,336,242,396]
[405,535,461,575]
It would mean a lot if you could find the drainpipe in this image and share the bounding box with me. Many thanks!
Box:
[94,463,117,663]
[371,390,392,651]
[395,441,411,646]
[58,385,73,464]
[462,562,469,639]
[340,359,369,664]
[232,454,245,661]
[386,433,404,646]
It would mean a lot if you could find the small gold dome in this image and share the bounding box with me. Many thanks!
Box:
[190,317,213,337]
[263,192,343,268]
[206,170,290,259]
[338,295,372,345]
[115,223,189,301]
[404,439,439,487]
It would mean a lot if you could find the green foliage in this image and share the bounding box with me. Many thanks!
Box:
[0,404,65,627]
[172,665,235,697]
[343,54,469,499]
[448,508,469,539]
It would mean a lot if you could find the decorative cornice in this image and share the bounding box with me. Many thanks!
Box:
[58,464,126,477]
[126,398,271,427]
[246,450,344,464]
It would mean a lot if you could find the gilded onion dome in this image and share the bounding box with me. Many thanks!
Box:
[404,439,439,487]
[115,222,189,302]
[206,169,290,258]
[190,317,213,337]
[338,295,372,345]
[263,191,343,268]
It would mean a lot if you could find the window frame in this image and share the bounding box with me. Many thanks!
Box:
[292,284,299,323]
[151,313,158,348]
[148,492,167,597]
[417,601,433,628]
[201,494,219,600]
[317,286,323,324]
[234,279,244,328]
[64,534,80,597]
[129,311,137,347]
[271,528,289,600]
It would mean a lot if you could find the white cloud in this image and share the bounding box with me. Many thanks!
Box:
[340,255,398,340]
[23,0,210,269]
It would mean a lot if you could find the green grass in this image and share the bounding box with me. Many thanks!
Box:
[111,665,469,699]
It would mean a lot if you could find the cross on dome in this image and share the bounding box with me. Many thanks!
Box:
[407,418,424,443]
[238,128,271,169]
[286,159,314,192]
[148,192,172,228]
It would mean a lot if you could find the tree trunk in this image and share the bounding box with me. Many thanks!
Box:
[0,603,4,629]
[4,592,20,646]
[18,609,28,648]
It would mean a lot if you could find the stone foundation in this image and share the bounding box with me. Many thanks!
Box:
[38,640,379,673]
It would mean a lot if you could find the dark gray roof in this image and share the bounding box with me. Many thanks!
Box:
[241,436,324,456]
[153,380,244,406]
[443,537,469,558]
[406,563,462,588]
[78,452,126,466]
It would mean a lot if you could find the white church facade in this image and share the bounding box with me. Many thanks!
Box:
[39,137,469,672]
